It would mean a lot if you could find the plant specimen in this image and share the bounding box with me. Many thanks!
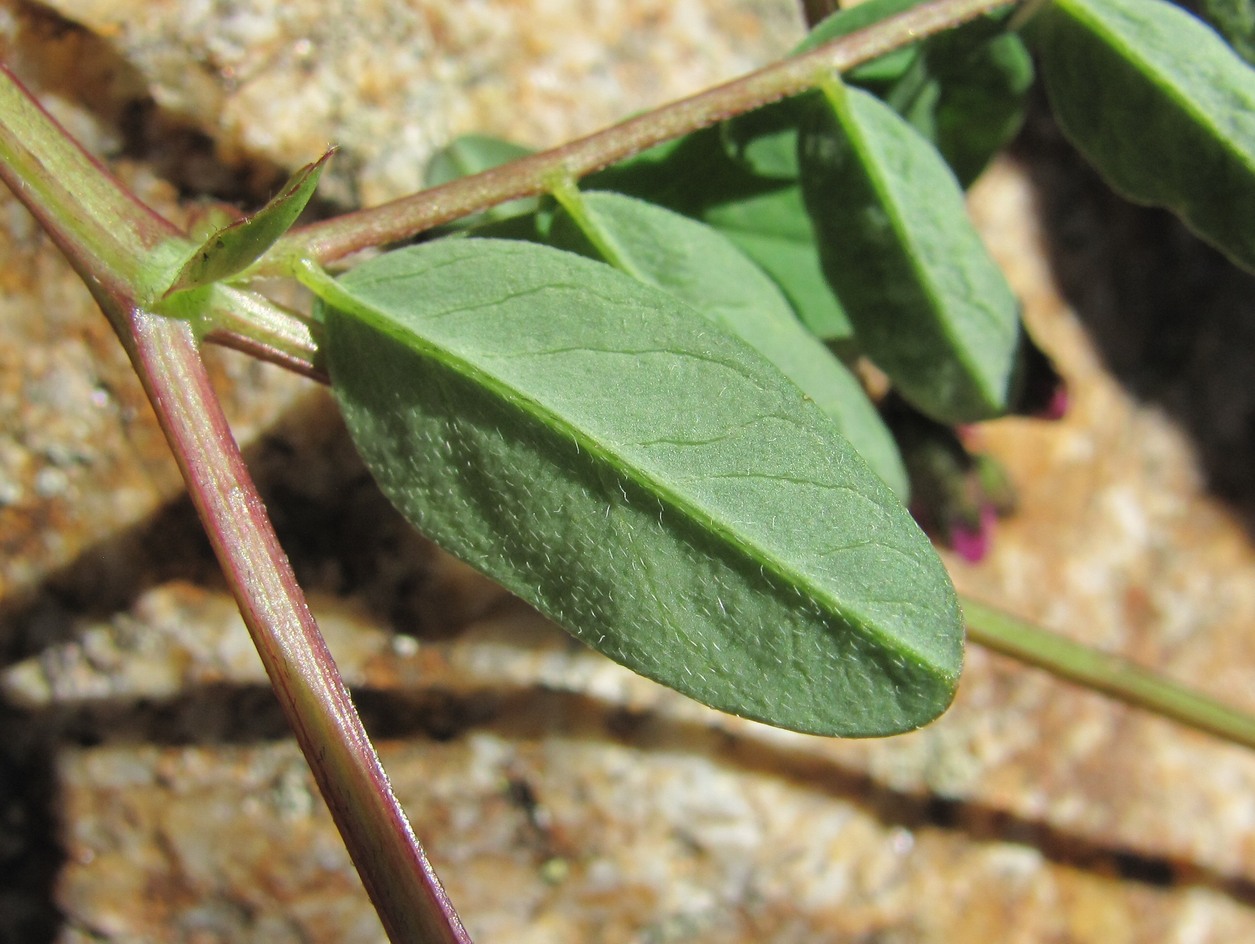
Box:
[1,0,1254,939]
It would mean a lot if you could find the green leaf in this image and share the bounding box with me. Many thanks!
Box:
[588,127,780,217]
[320,238,961,736]
[1193,0,1255,65]
[548,189,908,498]
[800,82,1021,423]
[891,20,1033,187]
[425,134,538,225]
[705,186,854,342]
[426,134,531,184]
[721,0,925,182]
[588,132,854,341]
[721,99,810,181]
[729,3,1031,188]
[165,150,331,296]
[1031,0,1255,272]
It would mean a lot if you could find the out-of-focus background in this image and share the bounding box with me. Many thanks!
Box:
[2,1,1255,940]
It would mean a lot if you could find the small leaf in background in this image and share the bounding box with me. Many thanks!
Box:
[587,126,779,217]
[720,103,806,180]
[728,1,1031,187]
[587,130,854,341]
[798,0,925,84]
[590,0,1030,356]
[321,238,962,736]
[800,81,1021,424]
[1030,0,1255,273]
[719,0,925,184]
[548,190,908,498]
[425,134,539,226]
[165,149,332,296]
[892,18,1034,187]
[704,185,855,342]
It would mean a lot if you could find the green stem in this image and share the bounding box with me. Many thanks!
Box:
[963,595,1255,751]
[547,176,642,278]
[274,0,1019,266]
[199,284,327,382]
[0,64,189,304]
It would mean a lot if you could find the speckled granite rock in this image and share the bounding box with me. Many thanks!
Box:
[3,1,1255,942]
[36,0,801,205]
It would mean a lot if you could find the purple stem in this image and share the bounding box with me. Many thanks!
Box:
[0,64,470,943]
[122,305,472,944]
[276,0,1018,264]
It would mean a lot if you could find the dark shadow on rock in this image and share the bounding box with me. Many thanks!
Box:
[0,391,489,673]
[0,706,63,942]
[13,0,347,219]
[0,391,489,942]
[1012,91,1255,537]
[11,677,1255,917]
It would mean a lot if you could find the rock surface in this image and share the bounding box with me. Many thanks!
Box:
[2,1,1255,942]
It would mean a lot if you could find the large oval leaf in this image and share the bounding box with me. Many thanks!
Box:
[1031,0,1255,272]
[548,189,908,499]
[800,82,1021,423]
[320,239,961,736]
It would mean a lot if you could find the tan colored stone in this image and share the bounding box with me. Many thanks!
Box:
[2,1,1255,942]
[42,0,800,205]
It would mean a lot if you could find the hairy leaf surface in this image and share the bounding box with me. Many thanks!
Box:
[1032,0,1255,272]
[322,239,961,736]
[800,83,1020,423]
[548,190,907,498]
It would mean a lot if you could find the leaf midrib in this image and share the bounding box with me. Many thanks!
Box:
[823,82,997,406]
[1057,0,1255,176]
[328,279,943,678]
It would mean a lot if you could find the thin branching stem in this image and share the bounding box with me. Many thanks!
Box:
[0,64,470,944]
[275,0,1018,266]
[123,306,471,944]
[199,283,327,381]
[963,596,1255,751]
